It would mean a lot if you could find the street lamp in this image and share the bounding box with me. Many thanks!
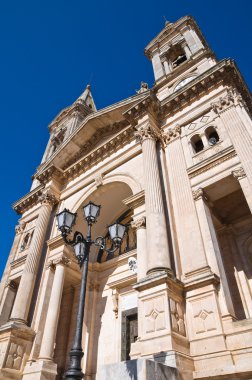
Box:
[56,201,126,380]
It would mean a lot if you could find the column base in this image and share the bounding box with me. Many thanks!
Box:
[22,360,58,380]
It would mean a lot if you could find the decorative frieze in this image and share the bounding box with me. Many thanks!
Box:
[162,124,181,145]
[232,167,246,180]
[131,216,146,230]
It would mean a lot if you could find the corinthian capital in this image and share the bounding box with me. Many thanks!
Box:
[15,222,25,235]
[131,216,146,230]
[39,190,58,206]
[135,123,161,143]
[211,89,244,114]
[192,188,207,201]
[232,167,246,180]
[162,124,181,146]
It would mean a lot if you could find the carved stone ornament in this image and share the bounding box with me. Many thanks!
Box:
[39,190,58,206]
[15,223,25,235]
[4,342,25,371]
[211,89,244,114]
[131,216,146,230]
[128,257,138,274]
[112,289,119,318]
[162,124,181,145]
[134,123,161,143]
[170,298,186,336]
[232,167,246,180]
[94,173,103,188]
[192,188,207,201]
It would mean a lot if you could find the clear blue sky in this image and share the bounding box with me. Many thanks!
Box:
[0,0,251,277]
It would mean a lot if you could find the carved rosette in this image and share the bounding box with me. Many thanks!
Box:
[134,123,161,143]
[192,188,207,201]
[162,124,181,146]
[131,216,146,230]
[39,191,58,206]
[232,167,246,180]
[211,89,245,114]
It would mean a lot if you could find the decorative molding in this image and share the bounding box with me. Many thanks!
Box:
[134,123,161,143]
[232,167,246,180]
[144,296,166,334]
[35,166,64,185]
[123,190,145,210]
[112,289,119,318]
[170,298,186,336]
[187,147,236,179]
[128,257,138,274]
[124,92,161,127]
[162,124,181,145]
[211,89,245,114]
[131,216,146,230]
[13,185,44,215]
[47,255,70,271]
[192,188,207,201]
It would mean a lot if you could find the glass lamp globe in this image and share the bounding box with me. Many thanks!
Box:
[56,208,77,233]
[83,201,101,224]
[108,222,126,246]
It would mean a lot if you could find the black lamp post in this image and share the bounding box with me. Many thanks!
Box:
[56,201,126,380]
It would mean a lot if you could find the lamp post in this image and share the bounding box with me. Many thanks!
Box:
[56,201,126,380]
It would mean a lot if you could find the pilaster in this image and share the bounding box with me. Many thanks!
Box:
[131,217,147,281]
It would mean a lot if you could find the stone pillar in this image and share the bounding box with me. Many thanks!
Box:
[163,126,209,277]
[212,90,252,186]
[192,188,235,318]
[10,191,57,324]
[135,122,171,274]
[39,256,69,360]
[131,217,147,281]
[232,167,252,213]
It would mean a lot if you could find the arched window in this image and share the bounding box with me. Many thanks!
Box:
[205,126,219,146]
[191,134,204,154]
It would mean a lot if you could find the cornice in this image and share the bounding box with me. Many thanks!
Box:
[187,146,236,179]
[122,190,145,209]
[159,59,252,120]
[123,91,161,126]
[35,165,64,185]
[12,185,44,215]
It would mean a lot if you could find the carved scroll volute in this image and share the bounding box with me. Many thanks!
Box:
[134,123,161,144]
[162,124,181,146]
[211,89,245,114]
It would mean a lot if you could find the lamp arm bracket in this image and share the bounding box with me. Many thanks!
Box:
[94,236,119,254]
[62,231,86,246]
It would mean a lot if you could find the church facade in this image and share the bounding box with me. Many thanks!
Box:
[0,15,252,379]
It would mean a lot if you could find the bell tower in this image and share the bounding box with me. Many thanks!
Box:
[145,16,217,92]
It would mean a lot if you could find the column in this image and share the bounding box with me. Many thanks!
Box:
[163,126,209,277]
[39,256,69,360]
[212,90,252,185]
[232,167,252,213]
[192,188,235,317]
[131,217,147,281]
[10,191,57,324]
[135,121,171,274]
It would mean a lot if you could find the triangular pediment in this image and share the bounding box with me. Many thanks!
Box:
[35,91,149,177]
